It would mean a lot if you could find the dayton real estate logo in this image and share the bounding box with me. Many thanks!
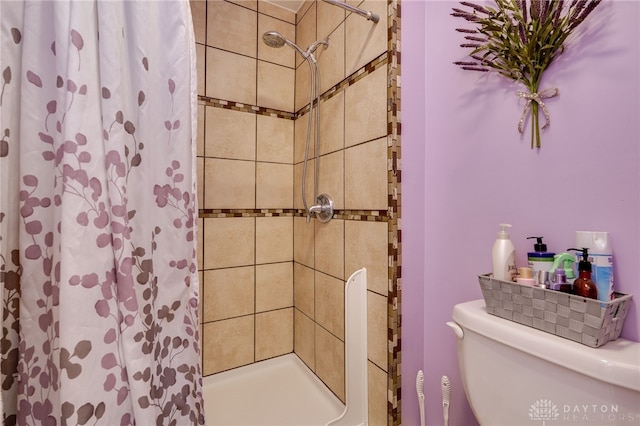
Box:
[529,399,560,425]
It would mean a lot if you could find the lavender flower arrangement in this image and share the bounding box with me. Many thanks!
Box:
[452,0,601,148]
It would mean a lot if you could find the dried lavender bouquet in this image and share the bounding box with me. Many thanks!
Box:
[452,0,601,148]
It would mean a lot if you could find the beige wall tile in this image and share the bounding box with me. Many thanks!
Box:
[294,308,315,370]
[203,217,255,269]
[256,308,294,361]
[318,23,344,94]
[314,218,344,279]
[203,267,254,322]
[197,217,204,270]
[294,110,315,164]
[203,316,254,375]
[258,13,296,68]
[367,291,387,371]
[294,262,314,318]
[204,158,255,209]
[368,361,388,426]
[344,65,387,147]
[256,216,293,264]
[258,61,295,112]
[317,0,345,40]
[315,324,345,402]
[197,156,204,210]
[256,262,293,312]
[293,160,315,211]
[345,0,387,75]
[293,216,314,268]
[190,1,207,45]
[205,107,256,161]
[256,162,294,208]
[317,150,344,210]
[293,162,302,210]
[257,115,294,164]
[319,90,344,156]
[295,2,316,68]
[196,43,205,97]
[206,48,256,105]
[294,59,312,112]
[207,1,257,58]
[197,103,205,157]
[315,271,345,340]
[345,220,388,296]
[198,270,204,325]
[344,137,387,210]
[258,0,296,24]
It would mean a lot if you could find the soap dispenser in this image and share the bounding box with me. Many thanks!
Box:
[527,236,555,286]
[568,248,598,300]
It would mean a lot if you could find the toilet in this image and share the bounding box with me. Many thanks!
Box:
[448,299,640,426]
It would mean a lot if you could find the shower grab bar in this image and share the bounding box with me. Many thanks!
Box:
[321,0,380,23]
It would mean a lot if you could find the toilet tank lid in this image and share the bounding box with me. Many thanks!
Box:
[452,299,640,393]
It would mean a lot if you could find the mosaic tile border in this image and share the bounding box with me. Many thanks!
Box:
[199,208,297,218]
[199,208,389,222]
[296,51,388,117]
[196,51,388,121]
[387,1,402,425]
[197,97,296,120]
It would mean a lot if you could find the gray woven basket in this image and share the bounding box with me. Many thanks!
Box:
[478,274,633,348]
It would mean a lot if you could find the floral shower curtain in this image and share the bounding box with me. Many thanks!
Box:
[1,1,203,425]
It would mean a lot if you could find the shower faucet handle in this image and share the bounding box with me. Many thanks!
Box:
[307,193,334,223]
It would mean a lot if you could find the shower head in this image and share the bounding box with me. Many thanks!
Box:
[262,31,286,48]
[262,31,308,58]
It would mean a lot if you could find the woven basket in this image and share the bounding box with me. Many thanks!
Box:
[478,274,633,348]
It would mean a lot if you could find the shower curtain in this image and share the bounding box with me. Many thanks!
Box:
[1,1,203,425]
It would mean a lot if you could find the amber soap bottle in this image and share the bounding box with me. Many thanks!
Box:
[569,248,598,300]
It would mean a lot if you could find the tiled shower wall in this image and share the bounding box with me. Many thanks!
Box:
[190,1,401,425]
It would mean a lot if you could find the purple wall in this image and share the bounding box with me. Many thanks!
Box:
[401,1,426,424]
[402,1,640,425]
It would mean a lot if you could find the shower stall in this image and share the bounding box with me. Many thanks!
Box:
[193,0,401,424]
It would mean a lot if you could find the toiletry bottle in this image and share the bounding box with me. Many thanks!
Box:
[568,248,598,300]
[550,266,571,293]
[576,231,614,302]
[492,224,517,282]
[526,237,555,286]
[549,253,576,284]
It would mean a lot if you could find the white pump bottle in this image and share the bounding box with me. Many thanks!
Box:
[492,224,517,281]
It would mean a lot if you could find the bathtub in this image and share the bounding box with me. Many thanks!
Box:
[203,268,369,426]
[203,353,344,426]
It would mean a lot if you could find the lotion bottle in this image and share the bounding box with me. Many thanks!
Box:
[568,248,598,300]
[492,224,517,282]
[526,236,555,286]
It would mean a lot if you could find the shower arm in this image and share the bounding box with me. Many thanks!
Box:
[320,0,379,23]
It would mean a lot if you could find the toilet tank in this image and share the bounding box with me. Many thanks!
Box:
[451,299,640,426]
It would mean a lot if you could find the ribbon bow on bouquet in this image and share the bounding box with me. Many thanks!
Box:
[516,87,559,146]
